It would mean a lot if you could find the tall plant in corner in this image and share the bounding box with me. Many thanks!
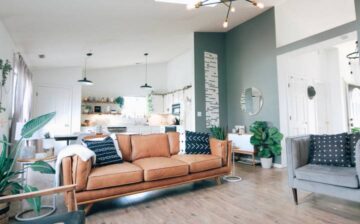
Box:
[0,112,56,216]
[250,121,283,169]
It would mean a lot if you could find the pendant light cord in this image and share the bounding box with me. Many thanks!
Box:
[145,53,149,83]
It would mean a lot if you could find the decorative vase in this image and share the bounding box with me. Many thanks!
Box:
[260,157,273,169]
[0,201,9,224]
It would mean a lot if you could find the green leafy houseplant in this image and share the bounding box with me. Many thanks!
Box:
[114,96,124,108]
[209,126,227,140]
[0,112,56,215]
[352,127,360,134]
[250,121,283,158]
[0,59,12,87]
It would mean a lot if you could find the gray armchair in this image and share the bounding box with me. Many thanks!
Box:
[286,136,360,204]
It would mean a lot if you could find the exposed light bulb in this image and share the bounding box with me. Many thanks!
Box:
[256,2,264,9]
[223,21,229,28]
[231,7,236,12]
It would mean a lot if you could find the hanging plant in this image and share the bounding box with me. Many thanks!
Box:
[114,96,124,108]
[0,59,12,86]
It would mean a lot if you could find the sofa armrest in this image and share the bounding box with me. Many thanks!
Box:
[210,138,230,166]
[286,135,311,187]
[62,156,92,192]
[356,141,360,177]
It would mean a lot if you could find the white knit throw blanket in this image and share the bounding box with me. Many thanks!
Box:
[55,144,96,186]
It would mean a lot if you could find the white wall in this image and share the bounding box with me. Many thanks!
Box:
[83,63,168,98]
[165,49,195,131]
[32,67,82,133]
[0,21,16,138]
[275,0,356,47]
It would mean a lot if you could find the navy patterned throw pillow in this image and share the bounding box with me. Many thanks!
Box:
[309,133,352,167]
[349,133,360,167]
[185,131,211,155]
[83,137,123,167]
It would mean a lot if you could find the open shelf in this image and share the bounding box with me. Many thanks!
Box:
[82,101,116,104]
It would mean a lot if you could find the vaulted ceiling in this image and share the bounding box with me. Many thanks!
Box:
[0,0,282,68]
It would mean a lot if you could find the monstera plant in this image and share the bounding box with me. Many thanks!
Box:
[250,121,283,168]
[0,112,56,217]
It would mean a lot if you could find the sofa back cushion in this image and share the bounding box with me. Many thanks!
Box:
[131,134,171,161]
[116,134,135,162]
[349,133,360,167]
[309,133,352,167]
[167,132,180,155]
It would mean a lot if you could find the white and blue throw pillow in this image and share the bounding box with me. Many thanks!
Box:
[83,136,123,167]
[184,131,211,155]
[309,133,352,167]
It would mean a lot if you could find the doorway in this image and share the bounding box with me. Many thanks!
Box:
[32,85,72,135]
[347,84,360,131]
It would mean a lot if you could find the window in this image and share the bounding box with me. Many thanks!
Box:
[121,97,147,117]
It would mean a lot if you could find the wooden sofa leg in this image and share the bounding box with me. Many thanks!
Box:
[84,203,94,215]
[215,176,222,185]
[292,188,298,205]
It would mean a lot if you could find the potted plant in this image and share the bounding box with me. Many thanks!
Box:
[209,126,227,140]
[0,112,56,222]
[114,96,124,108]
[250,121,283,169]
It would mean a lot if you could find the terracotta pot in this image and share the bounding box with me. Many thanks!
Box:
[260,157,273,169]
[0,201,9,224]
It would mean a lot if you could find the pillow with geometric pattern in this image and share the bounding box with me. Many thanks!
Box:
[185,131,211,155]
[349,133,360,167]
[309,133,352,167]
[82,136,123,167]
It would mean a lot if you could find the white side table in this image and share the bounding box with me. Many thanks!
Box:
[15,156,57,221]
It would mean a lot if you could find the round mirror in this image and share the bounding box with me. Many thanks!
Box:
[240,87,263,116]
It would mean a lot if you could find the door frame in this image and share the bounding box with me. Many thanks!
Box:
[346,83,360,132]
[32,83,74,134]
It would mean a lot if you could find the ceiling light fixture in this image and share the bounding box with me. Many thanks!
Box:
[78,52,94,86]
[140,53,152,89]
[187,0,264,28]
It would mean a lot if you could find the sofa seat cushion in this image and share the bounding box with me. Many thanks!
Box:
[133,157,189,181]
[295,164,359,189]
[171,155,222,173]
[86,162,143,190]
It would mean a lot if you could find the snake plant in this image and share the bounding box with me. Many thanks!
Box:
[0,112,56,215]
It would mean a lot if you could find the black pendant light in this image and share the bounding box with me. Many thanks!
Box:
[140,53,152,89]
[78,52,94,86]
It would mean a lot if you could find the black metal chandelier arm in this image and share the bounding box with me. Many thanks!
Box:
[225,1,232,22]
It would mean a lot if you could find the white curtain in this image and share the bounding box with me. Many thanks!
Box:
[9,54,33,143]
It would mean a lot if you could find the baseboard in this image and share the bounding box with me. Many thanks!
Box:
[273,163,285,169]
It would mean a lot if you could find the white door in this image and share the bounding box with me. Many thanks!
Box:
[287,76,309,136]
[32,85,72,135]
[348,86,360,130]
[313,82,330,134]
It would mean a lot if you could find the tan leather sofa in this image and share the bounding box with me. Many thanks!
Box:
[62,133,232,213]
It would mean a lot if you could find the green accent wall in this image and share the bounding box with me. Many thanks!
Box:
[225,9,279,132]
[194,32,227,132]
[225,9,281,164]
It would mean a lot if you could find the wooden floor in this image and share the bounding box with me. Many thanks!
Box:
[83,163,360,224]
[11,163,360,224]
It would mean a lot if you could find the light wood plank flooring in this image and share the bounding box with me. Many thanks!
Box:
[85,163,360,224]
[11,163,360,223]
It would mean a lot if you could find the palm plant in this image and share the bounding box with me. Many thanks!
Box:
[250,121,283,158]
[0,112,56,214]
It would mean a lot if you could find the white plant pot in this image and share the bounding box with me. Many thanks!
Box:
[260,158,273,169]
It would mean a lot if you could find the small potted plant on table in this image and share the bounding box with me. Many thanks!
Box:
[250,121,283,169]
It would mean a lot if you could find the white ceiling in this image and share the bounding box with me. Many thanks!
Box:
[0,0,280,69]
